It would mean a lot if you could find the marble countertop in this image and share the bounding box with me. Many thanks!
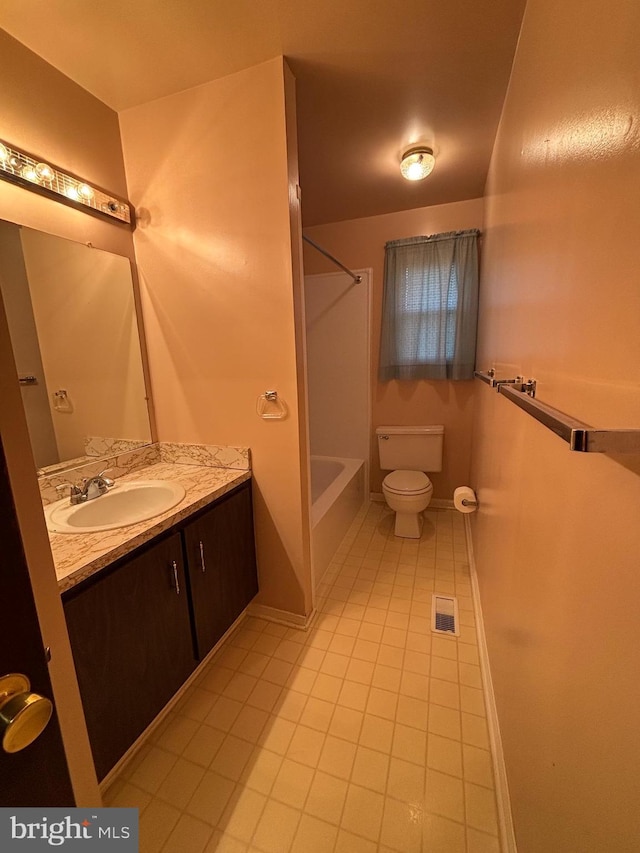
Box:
[51,462,251,594]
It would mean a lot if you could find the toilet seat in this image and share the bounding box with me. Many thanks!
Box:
[383,470,432,495]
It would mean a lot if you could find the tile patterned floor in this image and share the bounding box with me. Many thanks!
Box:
[104,503,501,853]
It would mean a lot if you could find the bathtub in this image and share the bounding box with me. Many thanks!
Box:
[310,455,366,589]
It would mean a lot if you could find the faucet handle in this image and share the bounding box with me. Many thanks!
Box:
[97,469,115,487]
[55,482,83,504]
[55,482,80,495]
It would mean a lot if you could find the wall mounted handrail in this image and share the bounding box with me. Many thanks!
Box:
[474,370,640,454]
[302,234,362,284]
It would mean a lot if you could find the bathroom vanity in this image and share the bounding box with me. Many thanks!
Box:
[52,466,258,781]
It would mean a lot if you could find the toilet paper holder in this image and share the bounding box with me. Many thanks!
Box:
[454,486,479,513]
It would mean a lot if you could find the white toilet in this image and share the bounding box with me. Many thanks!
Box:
[376,425,444,538]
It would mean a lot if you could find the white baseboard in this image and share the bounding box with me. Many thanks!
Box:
[464,515,518,853]
[247,602,315,631]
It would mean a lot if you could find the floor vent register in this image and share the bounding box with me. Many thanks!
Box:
[431,594,460,636]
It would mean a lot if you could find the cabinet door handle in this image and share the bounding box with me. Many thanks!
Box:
[199,540,206,573]
[171,560,180,595]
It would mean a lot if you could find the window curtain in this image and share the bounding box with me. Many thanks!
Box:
[378,229,479,381]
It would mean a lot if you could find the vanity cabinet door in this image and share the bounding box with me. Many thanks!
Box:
[63,532,196,780]
[184,481,258,659]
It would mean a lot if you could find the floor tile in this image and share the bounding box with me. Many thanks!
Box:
[291,814,338,853]
[465,781,500,835]
[304,769,348,823]
[271,758,314,809]
[185,771,235,826]
[286,725,325,767]
[427,733,463,777]
[138,798,181,853]
[379,796,424,852]
[239,747,283,795]
[317,734,357,780]
[218,786,266,843]
[129,746,177,795]
[251,799,300,852]
[340,783,384,842]
[426,768,465,822]
[463,743,495,788]
[386,757,425,803]
[156,757,206,810]
[161,814,212,853]
[350,745,390,793]
[108,504,501,853]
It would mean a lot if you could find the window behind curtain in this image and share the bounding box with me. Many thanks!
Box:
[378,230,479,381]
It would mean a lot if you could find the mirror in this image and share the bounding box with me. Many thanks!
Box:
[0,220,152,474]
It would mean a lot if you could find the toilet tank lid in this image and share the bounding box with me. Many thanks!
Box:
[376,425,444,435]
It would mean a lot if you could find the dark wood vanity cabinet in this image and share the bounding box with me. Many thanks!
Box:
[184,480,259,659]
[63,532,195,781]
[62,479,258,780]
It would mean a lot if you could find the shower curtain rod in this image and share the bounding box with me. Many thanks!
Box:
[302,234,362,283]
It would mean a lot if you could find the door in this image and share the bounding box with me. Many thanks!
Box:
[0,435,74,805]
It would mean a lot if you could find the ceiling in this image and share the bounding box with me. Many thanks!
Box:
[0,1,526,226]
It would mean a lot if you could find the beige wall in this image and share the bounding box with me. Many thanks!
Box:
[119,58,313,618]
[303,198,483,497]
[0,31,135,805]
[470,0,640,850]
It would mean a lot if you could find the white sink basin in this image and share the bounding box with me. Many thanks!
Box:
[45,480,186,534]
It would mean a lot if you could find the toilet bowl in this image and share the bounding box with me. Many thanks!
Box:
[376,425,443,539]
[382,469,433,538]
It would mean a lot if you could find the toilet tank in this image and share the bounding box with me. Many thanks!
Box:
[376,425,444,472]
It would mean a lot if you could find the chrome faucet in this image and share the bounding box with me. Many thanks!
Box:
[57,471,115,505]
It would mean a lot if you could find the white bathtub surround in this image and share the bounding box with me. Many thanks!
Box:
[310,456,366,591]
[304,270,371,474]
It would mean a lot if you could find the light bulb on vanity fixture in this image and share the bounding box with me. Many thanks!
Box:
[400,146,435,181]
[78,183,95,200]
[20,163,39,182]
[35,162,55,183]
[0,136,134,227]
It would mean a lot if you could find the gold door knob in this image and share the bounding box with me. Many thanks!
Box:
[0,674,53,753]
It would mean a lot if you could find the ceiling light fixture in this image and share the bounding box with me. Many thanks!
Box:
[400,146,435,181]
[0,137,134,228]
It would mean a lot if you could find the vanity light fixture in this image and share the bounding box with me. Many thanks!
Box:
[400,145,435,181]
[0,138,134,228]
